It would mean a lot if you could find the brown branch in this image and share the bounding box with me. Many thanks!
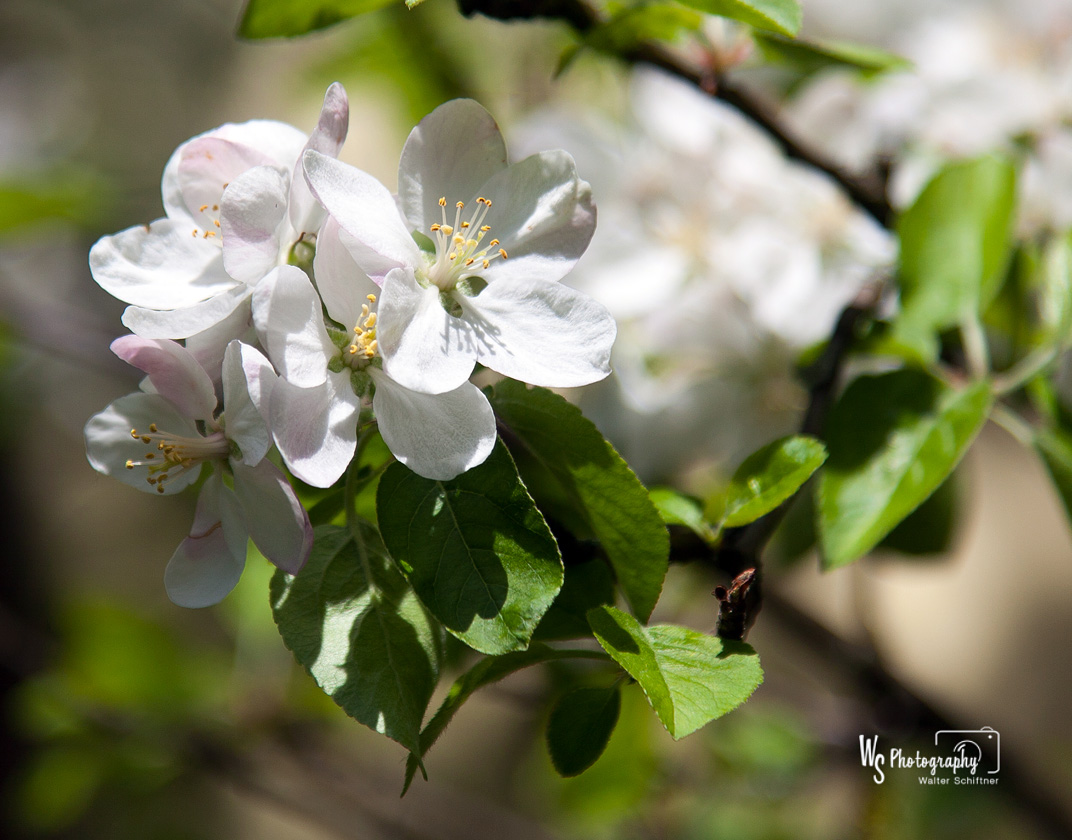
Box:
[455,0,894,228]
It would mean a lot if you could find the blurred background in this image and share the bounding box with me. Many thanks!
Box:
[2,0,1072,837]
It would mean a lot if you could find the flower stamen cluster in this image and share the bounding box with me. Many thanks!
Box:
[125,423,230,492]
[425,196,505,290]
[349,293,379,360]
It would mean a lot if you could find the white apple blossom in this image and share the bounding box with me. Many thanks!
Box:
[511,71,892,477]
[250,221,496,485]
[302,98,616,397]
[84,336,312,607]
[88,83,349,342]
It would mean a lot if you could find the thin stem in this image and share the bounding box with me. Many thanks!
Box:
[990,403,1036,447]
[993,343,1061,395]
[960,311,991,380]
[344,424,379,558]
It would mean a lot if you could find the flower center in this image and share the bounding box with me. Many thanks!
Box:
[125,423,230,493]
[423,196,508,291]
[345,294,379,368]
[190,200,223,245]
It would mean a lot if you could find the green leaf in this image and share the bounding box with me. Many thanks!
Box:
[649,487,716,543]
[753,33,909,79]
[402,644,603,793]
[0,169,113,234]
[1036,428,1072,530]
[818,371,992,569]
[1038,233,1072,345]
[585,3,703,53]
[270,525,442,753]
[721,435,827,528]
[674,0,801,36]
[877,472,958,556]
[238,0,395,38]
[533,558,616,641]
[547,685,622,777]
[490,380,669,621]
[377,440,563,655]
[587,606,763,740]
[895,156,1017,353]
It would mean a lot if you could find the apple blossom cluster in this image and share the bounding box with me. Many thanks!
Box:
[84,84,615,607]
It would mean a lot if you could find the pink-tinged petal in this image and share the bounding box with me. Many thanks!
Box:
[302,151,420,282]
[211,119,308,170]
[84,393,202,495]
[184,296,255,388]
[398,99,508,236]
[270,373,361,488]
[290,82,350,234]
[121,286,251,341]
[458,278,616,387]
[313,216,379,329]
[164,471,248,608]
[251,265,335,388]
[231,458,313,574]
[177,136,275,223]
[220,165,290,285]
[222,340,272,466]
[476,150,596,286]
[376,267,476,394]
[370,370,495,480]
[111,336,217,419]
[90,219,237,309]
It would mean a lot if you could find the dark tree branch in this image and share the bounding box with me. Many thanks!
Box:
[456,0,894,228]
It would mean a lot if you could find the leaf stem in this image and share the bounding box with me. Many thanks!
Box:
[960,311,991,380]
[344,424,378,556]
[993,344,1060,395]
[990,403,1035,447]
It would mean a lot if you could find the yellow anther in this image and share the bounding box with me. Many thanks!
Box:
[483,259,490,269]
[480,225,491,232]
[499,248,508,258]
[466,239,477,248]
[149,424,158,432]
[449,253,457,261]
[191,229,198,237]
[461,221,470,228]
[125,460,134,469]
[430,223,441,232]
[439,197,446,206]
[199,204,209,212]
[214,219,220,227]
[349,345,359,354]
[212,204,219,211]
[367,293,376,302]
[477,197,488,204]
[441,225,453,236]
[456,201,464,208]
[454,235,465,245]
[465,258,475,266]
[490,239,499,247]
[366,313,377,327]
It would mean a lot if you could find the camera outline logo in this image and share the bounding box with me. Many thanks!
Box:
[934,726,1000,775]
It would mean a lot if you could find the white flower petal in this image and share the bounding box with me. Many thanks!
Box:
[90,219,238,309]
[251,265,335,388]
[184,296,255,388]
[111,336,217,419]
[398,98,507,235]
[220,164,290,285]
[177,136,275,220]
[371,370,495,480]
[211,119,309,171]
[289,82,350,235]
[222,340,272,466]
[302,151,420,282]
[459,278,616,387]
[164,471,248,608]
[121,286,251,340]
[231,458,313,574]
[376,267,476,394]
[270,373,361,488]
[313,216,379,329]
[84,393,202,494]
[476,150,596,286]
